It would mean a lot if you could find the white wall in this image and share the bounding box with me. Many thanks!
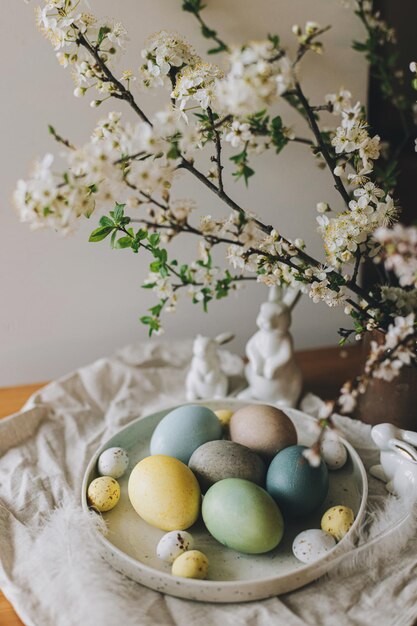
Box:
[0,0,368,385]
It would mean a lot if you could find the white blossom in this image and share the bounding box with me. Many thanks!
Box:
[140,31,196,89]
[215,42,292,116]
[224,121,252,148]
[374,224,417,287]
[172,62,223,112]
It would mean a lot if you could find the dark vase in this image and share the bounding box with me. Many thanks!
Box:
[353,331,417,430]
[354,330,417,429]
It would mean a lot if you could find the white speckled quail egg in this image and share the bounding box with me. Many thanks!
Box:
[98,447,129,479]
[156,531,194,563]
[292,529,336,564]
[320,437,347,471]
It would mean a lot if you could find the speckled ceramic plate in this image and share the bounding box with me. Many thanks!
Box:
[81,400,368,603]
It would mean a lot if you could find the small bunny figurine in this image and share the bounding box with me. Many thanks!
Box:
[238,286,302,407]
[370,423,417,498]
[186,333,234,401]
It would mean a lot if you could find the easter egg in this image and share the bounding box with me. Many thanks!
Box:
[128,455,201,531]
[87,476,120,512]
[98,447,129,479]
[321,505,355,541]
[229,404,297,461]
[189,440,266,493]
[150,405,222,464]
[320,437,348,470]
[266,445,329,517]
[214,409,234,427]
[292,529,336,564]
[156,530,194,563]
[171,550,209,579]
[202,478,284,554]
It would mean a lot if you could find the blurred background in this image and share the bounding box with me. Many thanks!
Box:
[0,0,378,385]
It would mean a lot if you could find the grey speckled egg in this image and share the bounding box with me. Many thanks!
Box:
[292,529,336,564]
[188,440,266,493]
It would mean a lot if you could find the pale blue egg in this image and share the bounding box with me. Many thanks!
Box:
[150,405,222,464]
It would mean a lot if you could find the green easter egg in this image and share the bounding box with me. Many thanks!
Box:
[202,478,284,554]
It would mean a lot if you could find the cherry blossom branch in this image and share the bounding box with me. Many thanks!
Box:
[129,218,241,246]
[76,31,152,125]
[293,81,351,209]
[182,0,229,54]
[207,107,224,192]
[293,25,331,67]
[72,21,379,312]
[48,125,76,150]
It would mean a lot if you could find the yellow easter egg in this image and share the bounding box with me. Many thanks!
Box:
[87,476,120,512]
[172,550,209,579]
[214,409,234,427]
[128,455,201,531]
[321,505,355,541]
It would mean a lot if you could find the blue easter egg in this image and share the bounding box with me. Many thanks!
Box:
[266,445,329,517]
[150,405,222,464]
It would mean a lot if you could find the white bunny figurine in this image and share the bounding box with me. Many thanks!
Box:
[186,333,234,401]
[370,423,417,498]
[238,286,302,407]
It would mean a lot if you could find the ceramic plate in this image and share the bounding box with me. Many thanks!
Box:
[81,400,368,602]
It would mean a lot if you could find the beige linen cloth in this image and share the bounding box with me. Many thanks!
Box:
[1,341,417,626]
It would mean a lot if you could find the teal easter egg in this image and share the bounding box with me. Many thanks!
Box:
[266,445,329,517]
[202,478,284,554]
[150,405,222,464]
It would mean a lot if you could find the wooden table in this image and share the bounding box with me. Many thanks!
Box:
[0,344,362,626]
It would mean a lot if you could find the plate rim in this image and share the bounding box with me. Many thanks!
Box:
[81,400,368,591]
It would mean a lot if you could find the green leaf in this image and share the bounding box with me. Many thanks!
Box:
[352,40,368,52]
[97,25,111,47]
[148,233,161,247]
[150,260,161,272]
[89,226,113,242]
[208,43,227,54]
[167,142,181,160]
[268,33,280,48]
[136,229,148,241]
[99,215,115,228]
[182,0,205,13]
[111,203,125,223]
[114,236,132,249]
[201,25,216,38]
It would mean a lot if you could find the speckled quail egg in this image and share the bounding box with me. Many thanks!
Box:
[98,447,129,479]
[321,505,355,541]
[171,550,209,579]
[156,531,194,563]
[87,476,120,512]
[292,529,336,564]
[320,437,347,471]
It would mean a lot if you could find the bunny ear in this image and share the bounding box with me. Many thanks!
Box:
[403,429,417,447]
[215,332,234,345]
[388,438,417,463]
